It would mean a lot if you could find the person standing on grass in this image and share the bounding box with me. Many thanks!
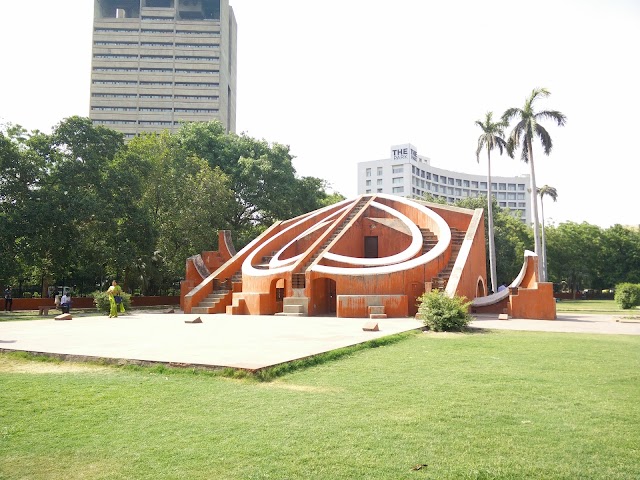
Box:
[107,280,125,318]
[4,286,12,312]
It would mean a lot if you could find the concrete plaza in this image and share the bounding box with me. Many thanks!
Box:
[1,311,638,371]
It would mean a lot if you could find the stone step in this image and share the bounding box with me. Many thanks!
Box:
[368,305,385,315]
[274,312,306,317]
[283,304,304,314]
[369,313,387,319]
[191,307,213,314]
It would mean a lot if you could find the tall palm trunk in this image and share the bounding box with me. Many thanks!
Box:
[527,139,543,280]
[540,196,548,282]
[486,151,497,294]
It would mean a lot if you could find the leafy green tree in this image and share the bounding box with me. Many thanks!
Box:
[538,185,558,282]
[503,88,566,280]
[600,225,640,288]
[475,112,508,294]
[546,222,604,296]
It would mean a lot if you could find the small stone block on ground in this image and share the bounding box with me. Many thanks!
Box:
[184,317,202,324]
[362,321,379,332]
[164,308,175,314]
[498,313,509,320]
[55,314,72,321]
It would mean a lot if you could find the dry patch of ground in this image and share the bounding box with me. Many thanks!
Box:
[0,357,110,374]
[259,381,343,394]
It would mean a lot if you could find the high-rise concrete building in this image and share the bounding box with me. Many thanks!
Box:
[357,143,532,224]
[90,0,237,139]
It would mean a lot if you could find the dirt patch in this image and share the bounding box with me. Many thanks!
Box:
[0,358,110,374]
[259,382,343,394]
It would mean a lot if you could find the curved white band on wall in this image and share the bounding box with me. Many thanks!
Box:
[312,195,451,276]
[323,201,422,267]
[242,199,352,277]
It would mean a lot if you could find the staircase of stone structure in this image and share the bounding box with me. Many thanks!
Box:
[253,251,277,270]
[368,305,387,319]
[420,228,438,254]
[297,197,370,280]
[191,288,232,314]
[193,272,240,313]
[432,228,466,291]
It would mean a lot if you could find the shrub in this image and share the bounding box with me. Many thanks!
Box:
[614,283,640,309]
[91,290,132,313]
[417,290,472,332]
[22,292,32,299]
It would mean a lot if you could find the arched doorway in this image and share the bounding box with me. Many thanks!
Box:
[311,277,336,316]
[476,277,486,297]
[271,278,285,313]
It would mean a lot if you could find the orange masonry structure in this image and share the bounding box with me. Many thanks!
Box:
[181,195,556,320]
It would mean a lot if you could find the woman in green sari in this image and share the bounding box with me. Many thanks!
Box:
[107,280,125,318]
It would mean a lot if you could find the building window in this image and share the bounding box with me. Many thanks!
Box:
[392,177,403,185]
[456,179,462,186]
[426,172,431,180]
[392,165,403,174]
[366,180,371,187]
[377,179,382,185]
[498,192,506,200]
[377,167,383,176]
[480,182,487,190]
[518,184,526,191]
[517,193,525,200]
[377,188,383,193]
[463,180,470,187]
[491,183,497,189]
[448,178,454,185]
[455,188,461,196]
[471,181,479,188]
[441,176,447,184]
[499,183,506,190]
[366,189,371,193]
[499,202,507,207]
[433,174,439,182]
[508,183,516,191]
[366,168,372,177]
[507,193,516,200]
[392,186,404,193]
[447,187,454,195]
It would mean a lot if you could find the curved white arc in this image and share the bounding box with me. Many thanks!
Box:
[242,199,355,277]
[312,196,451,276]
[268,216,338,269]
[471,250,536,307]
[322,201,422,267]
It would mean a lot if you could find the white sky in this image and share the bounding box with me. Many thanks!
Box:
[2,0,639,228]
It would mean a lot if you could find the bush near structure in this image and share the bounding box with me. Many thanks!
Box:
[417,290,472,331]
[92,291,132,313]
[614,283,640,309]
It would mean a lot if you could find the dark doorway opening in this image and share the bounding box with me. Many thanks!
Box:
[364,236,378,258]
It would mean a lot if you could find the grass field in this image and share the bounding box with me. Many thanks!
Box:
[555,299,639,315]
[1,330,639,479]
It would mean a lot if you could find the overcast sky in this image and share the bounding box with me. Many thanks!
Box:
[2,0,639,228]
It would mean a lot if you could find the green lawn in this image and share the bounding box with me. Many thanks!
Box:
[1,330,639,479]
[555,299,638,315]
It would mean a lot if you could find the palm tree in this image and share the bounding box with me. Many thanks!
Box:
[538,185,558,282]
[503,88,566,280]
[475,112,508,294]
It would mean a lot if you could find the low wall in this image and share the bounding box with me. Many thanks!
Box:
[4,296,180,311]
[337,294,408,318]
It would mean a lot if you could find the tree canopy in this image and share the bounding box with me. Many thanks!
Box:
[0,118,343,295]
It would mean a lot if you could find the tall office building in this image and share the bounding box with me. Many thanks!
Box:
[357,143,532,224]
[90,0,237,139]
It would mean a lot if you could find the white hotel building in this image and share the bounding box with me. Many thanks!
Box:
[357,144,532,224]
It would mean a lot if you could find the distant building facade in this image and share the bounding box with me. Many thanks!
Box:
[90,0,237,139]
[357,143,531,224]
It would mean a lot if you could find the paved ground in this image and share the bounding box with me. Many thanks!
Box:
[471,312,640,335]
[0,311,422,370]
[1,311,638,371]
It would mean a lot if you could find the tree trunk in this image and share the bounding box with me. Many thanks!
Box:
[527,139,542,280]
[487,151,497,294]
[540,197,547,282]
